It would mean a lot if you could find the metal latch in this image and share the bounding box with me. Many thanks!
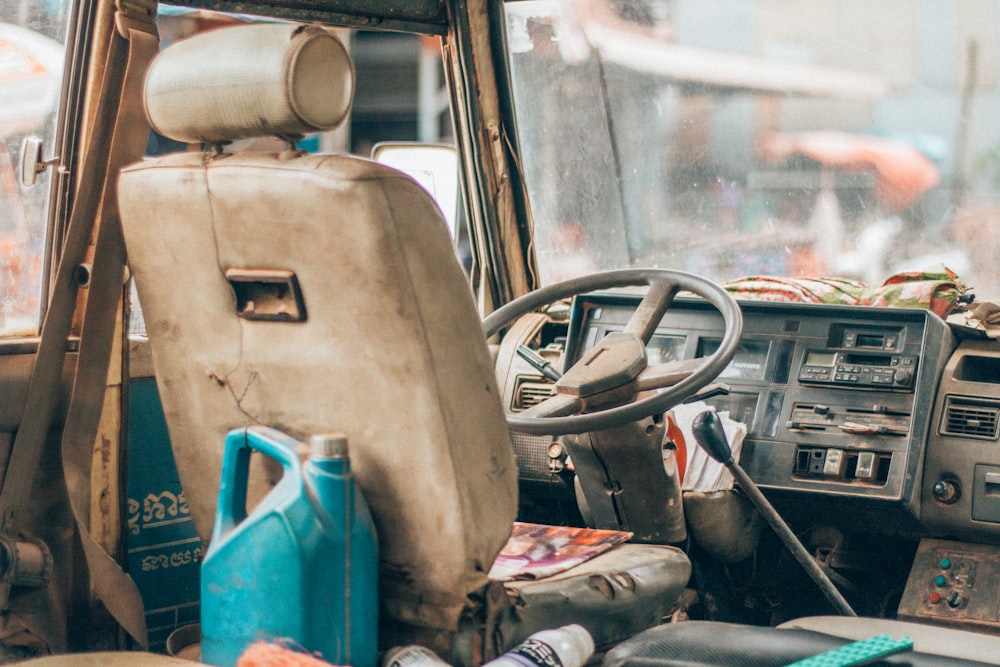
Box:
[0,535,52,608]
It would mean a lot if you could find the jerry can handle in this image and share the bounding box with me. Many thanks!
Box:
[211,426,304,543]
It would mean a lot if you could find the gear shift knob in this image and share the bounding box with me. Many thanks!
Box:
[691,410,733,464]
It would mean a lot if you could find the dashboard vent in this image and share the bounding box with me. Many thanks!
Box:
[513,376,555,412]
[942,397,1000,440]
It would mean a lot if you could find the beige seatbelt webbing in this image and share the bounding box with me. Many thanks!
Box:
[63,6,159,649]
[2,0,158,649]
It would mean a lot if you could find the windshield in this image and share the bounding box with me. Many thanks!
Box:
[504,0,1000,300]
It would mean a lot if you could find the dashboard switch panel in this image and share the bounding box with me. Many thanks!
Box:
[898,538,1000,634]
[566,296,954,524]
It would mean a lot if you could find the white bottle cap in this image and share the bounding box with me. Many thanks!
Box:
[559,625,595,659]
[309,433,349,459]
[382,644,450,667]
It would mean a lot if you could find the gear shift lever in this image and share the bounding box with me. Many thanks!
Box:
[691,410,856,617]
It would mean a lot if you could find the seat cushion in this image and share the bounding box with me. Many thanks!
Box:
[779,616,1000,665]
[381,538,691,667]
[19,654,191,666]
[498,545,691,655]
[603,621,998,667]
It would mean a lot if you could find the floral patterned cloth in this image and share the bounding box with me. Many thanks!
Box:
[722,264,967,318]
[722,276,867,306]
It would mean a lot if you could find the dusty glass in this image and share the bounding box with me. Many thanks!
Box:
[505,0,1000,300]
[0,0,70,335]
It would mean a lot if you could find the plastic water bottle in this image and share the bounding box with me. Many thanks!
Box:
[485,625,595,667]
[382,625,594,667]
[201,427,378,667]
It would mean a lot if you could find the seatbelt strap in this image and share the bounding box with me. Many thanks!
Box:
[1,0,158,649]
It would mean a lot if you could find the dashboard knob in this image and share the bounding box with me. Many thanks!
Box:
[932,479,960,504]
[894,369,913,385]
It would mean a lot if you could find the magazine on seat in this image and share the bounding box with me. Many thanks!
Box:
[488,522,633,581]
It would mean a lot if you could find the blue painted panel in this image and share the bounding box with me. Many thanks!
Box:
[127,377,202,652]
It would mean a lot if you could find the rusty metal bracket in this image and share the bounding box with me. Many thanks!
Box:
[0,534,52,606]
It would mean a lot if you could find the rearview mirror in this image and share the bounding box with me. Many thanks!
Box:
[19,137,58,187]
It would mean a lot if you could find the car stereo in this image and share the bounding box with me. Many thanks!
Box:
[799,349,918,388]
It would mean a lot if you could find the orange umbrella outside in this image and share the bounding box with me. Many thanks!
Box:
[759,131,941,211]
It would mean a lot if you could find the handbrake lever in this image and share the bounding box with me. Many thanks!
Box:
[691,410,857,617]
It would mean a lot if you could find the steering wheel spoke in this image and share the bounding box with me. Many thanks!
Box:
[623,278,680,342]
[518,392,584,420]
[635,358,705,392]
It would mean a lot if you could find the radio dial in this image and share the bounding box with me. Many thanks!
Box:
[894,369,913,385]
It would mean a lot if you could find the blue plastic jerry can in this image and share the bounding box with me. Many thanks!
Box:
[200,427,378,667]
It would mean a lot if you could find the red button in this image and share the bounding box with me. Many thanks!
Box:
[929,592,942,604]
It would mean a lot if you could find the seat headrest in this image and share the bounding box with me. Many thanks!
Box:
[144,23,354,144]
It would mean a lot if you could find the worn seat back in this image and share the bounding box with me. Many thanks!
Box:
[118,22,518,652]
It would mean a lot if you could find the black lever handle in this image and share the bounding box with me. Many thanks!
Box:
[691,409,733,464]
[683,383,730,407]
[516,345,562,382]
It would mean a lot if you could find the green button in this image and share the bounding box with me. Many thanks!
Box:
[934,575,947,586]
[940,558,952,569]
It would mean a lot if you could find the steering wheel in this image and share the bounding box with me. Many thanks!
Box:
[483,269,743,435]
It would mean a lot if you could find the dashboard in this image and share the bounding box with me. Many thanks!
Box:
[495,293,1000,630]
[566,295,953,513]
[498,294,1000,543]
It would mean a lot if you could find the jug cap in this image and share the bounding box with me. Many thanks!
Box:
[309,433,349,459]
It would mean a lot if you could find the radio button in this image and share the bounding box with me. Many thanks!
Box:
[856,452,877,480]
[823,449,845,476]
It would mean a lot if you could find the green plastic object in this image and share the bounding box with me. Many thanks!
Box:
[784,634,914,667]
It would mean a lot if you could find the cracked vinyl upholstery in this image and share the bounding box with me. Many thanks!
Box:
[118,150,518,635]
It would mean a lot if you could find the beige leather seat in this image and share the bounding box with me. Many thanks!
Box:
[603,617,1000,666]
[118,22,689,665]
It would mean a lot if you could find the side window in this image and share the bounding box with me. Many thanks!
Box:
[0,1,71,336]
